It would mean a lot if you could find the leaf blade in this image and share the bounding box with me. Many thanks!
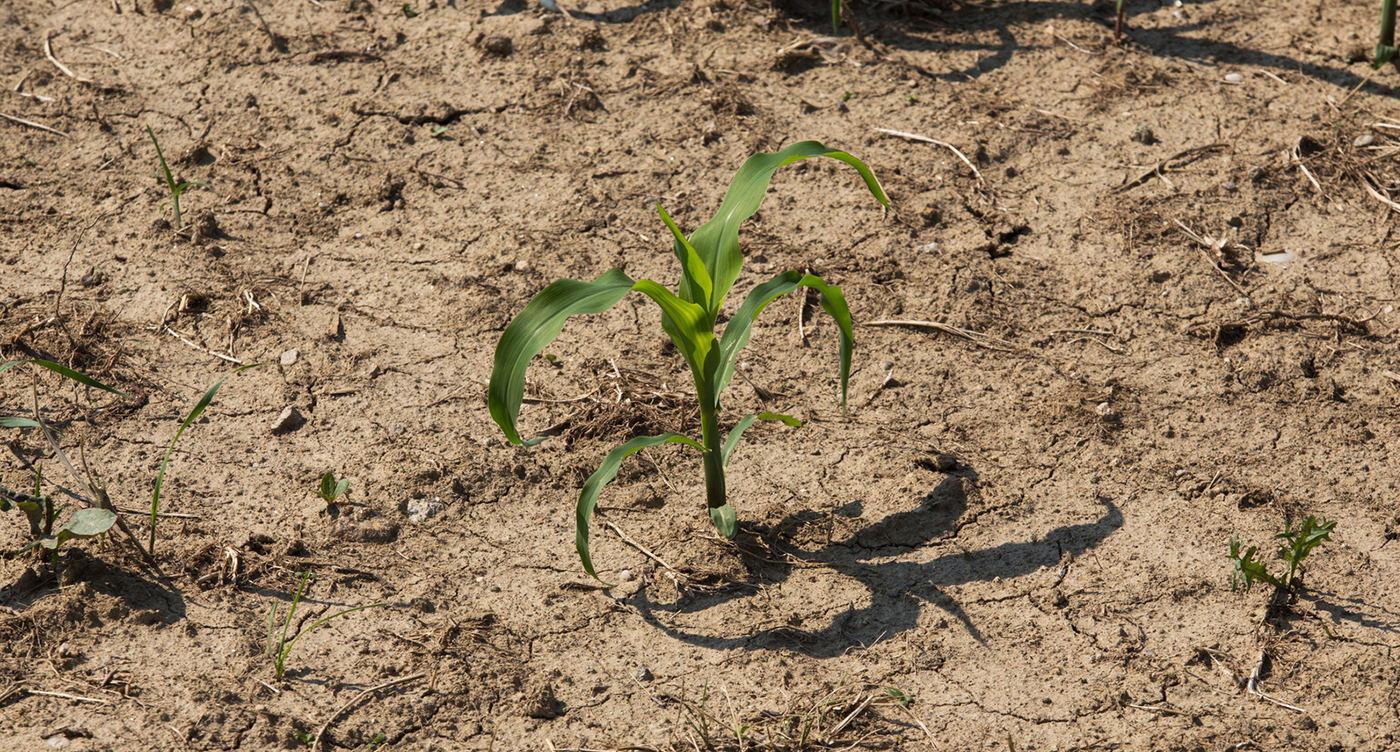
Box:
[576,433,703,582]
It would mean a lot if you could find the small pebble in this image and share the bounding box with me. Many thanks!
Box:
[482,35,513,55]
[1222,181,1238,192]
[280,348,299,365]
[1354,133,1375,147]
[407,497,445,524]
[618,569,633,582]
[634,665,654,682]
[934,454,956,472]
[1130,125,1154,145]
[271,406,304,434]
[1224,72,1243,83]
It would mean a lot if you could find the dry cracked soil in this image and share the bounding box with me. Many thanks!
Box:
[3,0,1400,749]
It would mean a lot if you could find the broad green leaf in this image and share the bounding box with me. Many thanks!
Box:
[0,359,128,398]
[721,411,801,467]
[62,508,117,537]
[576,433,704,582]
[710,504,737,538]
[490,272,713,445]
[686,141,888,315]
[716,272,856,413]
[489,270,638,444]
[152,363,263,553]
[655,202,713,311]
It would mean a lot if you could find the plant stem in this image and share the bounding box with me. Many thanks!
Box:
[699,403,726,514]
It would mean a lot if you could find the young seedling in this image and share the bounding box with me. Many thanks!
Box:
[1,360,128,567]
[489,141,887,580]
[317,471,350,509]
[267,571,385,680]
[1228,515,1337,594]
[149,363,262,555]
[146,125,208,230]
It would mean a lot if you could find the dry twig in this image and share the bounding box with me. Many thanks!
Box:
[875,128,984,185]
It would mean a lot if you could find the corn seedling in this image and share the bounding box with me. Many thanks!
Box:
[317,471,350,510]
[488,142,887,580]
[149,363,262,555]
[267,571,385,680]
[146,125,208,229]
[1228,516,1337,594]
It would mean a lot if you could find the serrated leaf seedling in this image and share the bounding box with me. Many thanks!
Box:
[147,125,208,230]
[1228,515,1337,595]
[489,141,888,581]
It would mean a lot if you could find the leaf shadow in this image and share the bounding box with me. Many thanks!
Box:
[626,469,1123,658]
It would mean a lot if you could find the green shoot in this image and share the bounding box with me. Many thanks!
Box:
[401,2,417,17]
[146,125,209,229]
[150,363,263,555]
[430,125,448,139]
[1228,516,1336,594]
[267,572,385,680]
[488,142,887,581]
[317,471,350,509]
[885,687,912,707]
[1378,0,1398,69]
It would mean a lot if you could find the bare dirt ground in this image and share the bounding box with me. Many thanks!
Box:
[3,0,1400,749]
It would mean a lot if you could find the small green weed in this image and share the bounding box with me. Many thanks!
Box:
[149,363,262,555]
[841,91,856,102]
[369,731,388,748]
[267,571,385,680]
[401,2,417,17]
[1228,516,1337,594]
[488,142,887,580]
[317,471,350,510]
[146,125,208,230]
[430,125,448,139]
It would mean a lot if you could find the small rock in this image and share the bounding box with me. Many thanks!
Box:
[618,569,632,582]
[482,35,513,55]
[280,348,299,366]
[183,5,202,20]
[1221,180,1238,192]
[634,665,654,682]
[933,454,957,472]
[406,497,445,524]
[271,406,305,434]
[1095,402,1115,417]
[1130,125,1155,145]
[1224,72,1243,83]
[1354,133,1375,147]
[1247,165,1266,182]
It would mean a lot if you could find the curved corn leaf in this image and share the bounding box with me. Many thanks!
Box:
[576,433,704,582]
[721,411,801,467]
[489,271,713,445]
[0,359,128,398]
[489,270,637,444]
[0,417,41,428]
[716,272,856,414]
[687,141,888,315]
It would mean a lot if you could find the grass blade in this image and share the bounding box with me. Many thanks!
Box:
[576,433,703,582]
[0,359,128,397]
[150,363,262,554]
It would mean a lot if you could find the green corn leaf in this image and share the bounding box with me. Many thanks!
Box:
[0,359,128,397]
[576,433,704,582]
[686,141,888,316]
[1378,0,1397,69]
[722,411,801,467]
[0,417,41,428]
[716,272,856,413]
[832,0,841,30]
[655,201,714,310]
[711,503,737,539]
[489,270,713,445]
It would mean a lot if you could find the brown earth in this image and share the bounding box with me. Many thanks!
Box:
[3,0,1400,749]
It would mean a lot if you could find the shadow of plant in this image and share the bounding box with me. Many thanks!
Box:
[627,469,1123,658]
